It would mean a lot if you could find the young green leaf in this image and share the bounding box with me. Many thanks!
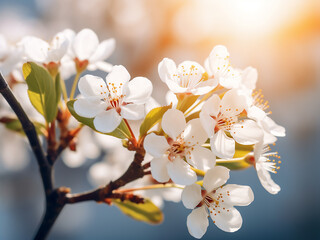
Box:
[67,100,131,139]
[112,199,163,225]
[0,117,46,135]
[55,73,62,105]
[176,94,199,113]
[22,62,58,123]
[139,104,171,137]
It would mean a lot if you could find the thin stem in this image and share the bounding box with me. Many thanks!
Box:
[70,71,81,100]
[60,77,68,103]
[190,167,205,176]
[123,118,137,146]
[184,89,213,116]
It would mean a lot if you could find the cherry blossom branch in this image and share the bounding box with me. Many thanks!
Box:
[65,149,148,204]
[0,73,53,192]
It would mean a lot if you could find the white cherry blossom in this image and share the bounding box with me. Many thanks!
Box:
[74,65,152,133]
[247,142,282,194]
[204,45,241,89]
[144,109,215,185]
[182,166,254,238]
[70,28,115,72]
[200,89,263,159]
[21,30,70,65]
[158,58,218,95]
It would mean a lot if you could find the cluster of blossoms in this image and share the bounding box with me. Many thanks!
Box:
[0,28,285,239]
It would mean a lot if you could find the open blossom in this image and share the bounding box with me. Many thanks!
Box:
[204,45,241,89]
[144,109,215,185]
[200,89,263,159]
[182,166,254,238]
[74,65,152,133]
[0,34,24,78]
[69,28,115,72]
[21,30,70,65]
[247,142,281,194]
[158,59,218,95]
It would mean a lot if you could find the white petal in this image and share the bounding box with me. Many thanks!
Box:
[202,94,221,117]
[215,184,254,206]
[88,61,113,72]
[93,109,122,133]
[241,67,257,90]
[187,206,209,239]
[256,162,281,194]
[165,91,178,107]
[72,28,99,60]
[247,105,266,121]
[144,133,169,158]
[165,79,187,93]
[210,206,242,232]
[219,67,242,89]
[22,36,49,62]
[74,98,106,118]
[191,78,218,95]
[158,58,177,83]
[220,89,247,117]
[120,104,145,120]
[187,146,216,171]
[211,130,235,159]
[150,157,170,182]
[207,45,229,75]
[161,109,186,139]
[78,75,108,97]
[183,118,208,145]
[262,116,286,137]
[106,65,130,98]
[89,38,115,63]
[182,184,203,209]
[231,119,263,145]
[123,77,153,104]
[199,111,216,138]
[47,31,69,62]
[203,166,230,193]
[167,158,197,185]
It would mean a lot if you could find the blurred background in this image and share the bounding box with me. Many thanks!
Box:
[0,0,319,239]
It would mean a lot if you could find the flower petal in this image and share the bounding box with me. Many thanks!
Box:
[89,38,115,63]
[93,109,122,133]
[210,206,242,232]
[22,36,49,62]
[241,66,257,90]
[215,184,254,206]
[106,65,130,98]
[220,89,247,117]
[78,74,108,97]
[199,112,216,138]
[247,105,266,121]
[150,157,170,183]
[187,206,209,239]
[167,158,197,185]
[72,28,99,60]
[158,58,177,83]
[256,162,281,194]
[74,98,106,118]
[120,104,145,120]
[181,184,203,209]
[203,166,230,193]
[186,146,216,171]
[183,118,208,145]
[123,77,153,104]
[144,133,169,158]
[211,130,235,159]
[161,109,186,139]
[231,119,263,145]
[262,116,286,137]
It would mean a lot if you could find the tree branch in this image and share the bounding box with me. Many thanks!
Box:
[0,73,52,193]
[65,149,148,204]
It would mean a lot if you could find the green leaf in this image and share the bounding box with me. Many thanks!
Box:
[54,73,61,105]
[112,199,163,225]
[176,94,199,113]
[0,117,46,135]
[22,62,58,122]
[67,100,131,139]
[139,104,172,137]
[234,143,254,158]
